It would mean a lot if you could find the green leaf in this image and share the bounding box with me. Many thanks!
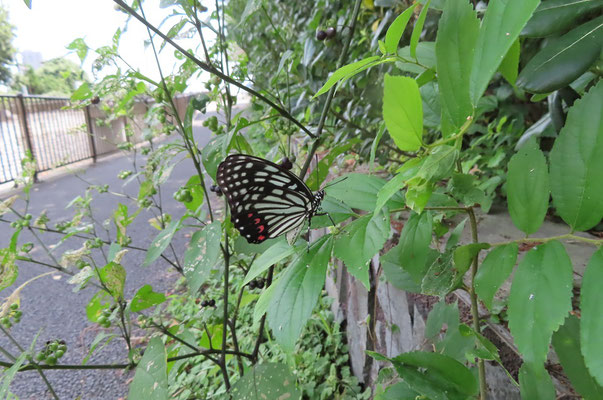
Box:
[581,248,603,386]
[453,243,490,274]
[131,285,166,312]
[385,4,419,54]
[519,362,555,400]
[507,138,550,234]
[305,141,357,190]
[369,123,386,173]
[517,16,603,94]
[97,262,126,299]
[326,173,402,211]
[410,0,431,59]
[254,281,276,324]
[128,337,168,400]
[522,0,603,38]
[0,248,18,293]
[377,382,421,400]
[435,0,478,128]
[474,243,519,311]
[67,38,89,64]
[113,203,140,246]
[470,0,540,104]
[242,240,295,286]
[22,0,32,9]
[388,211,432,285]
[498,38,520,85]
[229,363,301,400]
[201,136,226,182]
[508,241,573,364]
[418,145,458,182]
[182,175,204,213]
[311,195,354,228]
[425,299,460,339]
[71,82,91,101]
[267,236,333,351]
[183,221,221,294]
[239,0,263,24]
[448,173,487,207]
[445,218,467,251]
[549,81,603,231]
[391,351,478,399]
[421,251,455,297]
[313,56,381,98]
[553,315,603,398]
[143,219,181,267]
[374,158,422,214]
[0,334,38,397]
[383,74,423,152]
[86,291,112,322]
[334,211,389,289]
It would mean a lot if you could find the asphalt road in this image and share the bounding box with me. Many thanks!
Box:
[0,112,217,399]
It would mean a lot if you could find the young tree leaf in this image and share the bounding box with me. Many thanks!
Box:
[383,74,423,152]
[131,285,166,312]
[229,363,301,400]
[97,262,126,299]
[183,221,221,294]
[435,0,478,128]
[508,241,573,364]
[410,0,431,59]
[267,236,333,352]
[580,248,603,386]
[517,16,603,94]
[313,56,381,98]
[474,243,518,311]
[242,240,295,286]
[391,351,478,399]
[553,315,603,398]
[374,158,423,214]
[521,0,603,38]
[507,138,550,235]
[143,219,181,267]
[326,173,402,211]
[418,145,458,182]
[389,211,432,285]
[453,243,490,274]
[549,81,603,231]
[519,362,555,400]
[334,211,390,289]
[470,0,540,104]
[385,3,419,54]
[128,337,168,400]
[498,38,520,85]
[182,175,204,213]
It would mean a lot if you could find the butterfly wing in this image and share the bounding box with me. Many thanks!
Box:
[216,154,314,244]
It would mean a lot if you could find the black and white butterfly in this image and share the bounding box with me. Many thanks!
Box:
[216,154,325,244]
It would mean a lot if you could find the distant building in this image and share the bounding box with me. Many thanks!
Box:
[19,51,42,70]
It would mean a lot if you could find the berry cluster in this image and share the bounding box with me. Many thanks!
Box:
[34,340,67,366]
[210,184,223,196]
[97,307,115,328]
[1,303,22,328]
[117,170,133,180]
[9,213,32,229]
[195,298,216,308]
[174,186,193,202]
[316,27,336,41]
[248,277,265,290]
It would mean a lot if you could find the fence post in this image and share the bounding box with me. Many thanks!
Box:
[84,105,98,163]
[15,94,38,182]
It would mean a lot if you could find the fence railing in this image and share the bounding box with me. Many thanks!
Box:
[0,94,193,185]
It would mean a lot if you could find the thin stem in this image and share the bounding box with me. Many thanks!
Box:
[467,207,487,400]
[490,233,602,247]
[220,225,231,389]
[300,0,364,179]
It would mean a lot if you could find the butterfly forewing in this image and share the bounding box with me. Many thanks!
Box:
[217,154,317,244]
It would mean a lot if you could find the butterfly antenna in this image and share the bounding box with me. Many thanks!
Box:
[323,176,348,189]
[314,153,319,191]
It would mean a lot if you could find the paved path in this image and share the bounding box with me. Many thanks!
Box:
[0,112,216,399]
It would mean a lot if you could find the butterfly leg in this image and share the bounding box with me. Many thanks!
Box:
[314,212,336,227]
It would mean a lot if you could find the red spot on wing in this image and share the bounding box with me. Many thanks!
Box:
[258,235,266,241]
[254,218,261,224]
[258,225,265,233]
[248,213,253,218]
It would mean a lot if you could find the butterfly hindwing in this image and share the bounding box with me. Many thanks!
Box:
[217,154,316,244]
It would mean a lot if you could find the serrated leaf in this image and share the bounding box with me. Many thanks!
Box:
[313,56,381,98]
[385,4,419,54]
[508,241,573,364]
[334,211,390,289]
[553,315,603,398]
[549,81,603,231]
[131,285,166,312]
[267,236,332,351]
[435,0,478,128]
[383,74,423,151]
[326,173,402,211]
[519,362,555,400]
[183,221,221,294]
[128,337,168,400]
[242,240,295,286]
[410,0,431,59]
[143,219,181,267]
[391,351,478,399]
[389,211,432,285]
[229,363,301,400]
[375,158,422,214]
[474,243,518,311]
[470,0,540,104]
[581,248,603,386]
[507,138,550,234]
[418,145,458,182]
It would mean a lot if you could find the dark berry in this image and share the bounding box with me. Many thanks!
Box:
[279,157,293,170]
[91,96,100,105]
[326,27,336,39]
[210,184,223,196]
[208,299,216,307]
[316,30,327,41]
[201,300,209,307]
[256,281,265,289]
[248,280,257,289]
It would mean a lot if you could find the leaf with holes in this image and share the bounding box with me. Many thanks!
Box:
[229,363,301,400]
[183,221,221,294]
[128,337,168,400]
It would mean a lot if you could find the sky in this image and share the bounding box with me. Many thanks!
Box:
[2,0,211,92]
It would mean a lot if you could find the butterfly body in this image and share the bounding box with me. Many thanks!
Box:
[216,154,324,244]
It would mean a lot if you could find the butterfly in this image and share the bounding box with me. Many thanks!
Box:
[216,154,325,244]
